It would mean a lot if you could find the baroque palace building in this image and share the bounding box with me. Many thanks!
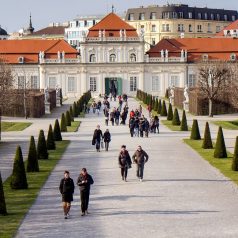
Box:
[1,12,238,99]
[125,4,238,51]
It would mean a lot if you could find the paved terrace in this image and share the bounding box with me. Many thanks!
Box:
[13,98,238,238]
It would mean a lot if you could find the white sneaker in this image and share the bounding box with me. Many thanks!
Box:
[139,178,143,182]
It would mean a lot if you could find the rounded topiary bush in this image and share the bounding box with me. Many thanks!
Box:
[202,122,213,149]
[160,100,167,116]
[11,146,28,189]
[167,103,173,121]
[53,119,62,141]
[172,108,180,126]
[47,124,56,150]
[37,130,49,160]
[0,172,7,215]
[27,136,39,172]
[232,136,238,171]
[214,126,227,158]
[190,119,201,140]
[180,110,188,131]
[60,113,67,132]
[65,111,71,127]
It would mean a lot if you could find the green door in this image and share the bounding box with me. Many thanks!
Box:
[104,78,123,95]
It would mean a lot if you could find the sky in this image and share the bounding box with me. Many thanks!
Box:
[1,0,238,33]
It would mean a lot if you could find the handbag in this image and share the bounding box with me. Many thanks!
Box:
[101,141,104,148]
[92,139,95,145]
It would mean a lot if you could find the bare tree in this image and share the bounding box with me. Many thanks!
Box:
[0,57,15,113]
[198,61,231,117]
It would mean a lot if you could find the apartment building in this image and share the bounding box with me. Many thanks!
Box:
[126,4,238,51]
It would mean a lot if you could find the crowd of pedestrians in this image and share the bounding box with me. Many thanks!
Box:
[59,94,155,219]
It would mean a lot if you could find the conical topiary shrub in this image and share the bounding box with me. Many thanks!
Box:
[157,99,162,114]
[172,108,180,125]
[0,172,7,215]
[73,102,78,117]
[154,98,158,111]
[60,113,67,132]
[11,146,28,189]
[37,130,49,160]
[65,111,71,127]
[190,119,201,140]
[180,110,188,131]
[160,100,167,116]
[202,122,213,149]
[27,136,39,172]
[47,124,56,150]
[214,126,227,158]
[167,103,173,121]
[232,136,238,171]
[70,106,74,122]
[53,119,62,141]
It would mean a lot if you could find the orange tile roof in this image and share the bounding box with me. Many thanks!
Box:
[216,20,238,36]
[147,38,238,62]
[0,39,77,64]
[88,12,138,37]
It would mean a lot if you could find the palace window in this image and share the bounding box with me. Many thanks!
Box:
[109,54,116,62]
[188,74,196,87]
[189,24,193,32]
[152,38,156,45]
[216,25,221,33]
[129,53,136,62]
[207,23,212,33]
[49,76,56,89]
[232,15,236,21]
[162,24,170,32]
[198,13,202,19]
[211,13,214,20]
[204,13,208,20]
[152,76,160,91]
[68,77,76,92]
[130,77,137,91]
[31,76,38,89]
[197,25,202,32]
[90,77,97,92]
[18,76,25,89]
[224,14,228,21]
[162,12,170,19]
[169,75,180,87]
[230,53,236,61]
[178,12,184,19]
[217,14,220,21]
[188,12,193,19]
[89,54,96,63]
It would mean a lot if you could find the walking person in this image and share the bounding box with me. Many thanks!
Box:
[59,171,75,219]
[92,125,103,152]
[132,146,149,182]
[118,145,132,182]
[103,129,111,151]
[77,168,94,216]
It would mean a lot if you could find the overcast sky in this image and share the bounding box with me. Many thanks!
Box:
[1,0,238,33]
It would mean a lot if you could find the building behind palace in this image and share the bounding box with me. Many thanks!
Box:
[125,4,238,51]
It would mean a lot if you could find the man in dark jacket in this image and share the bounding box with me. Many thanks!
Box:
[132,146,149,182]
[59,171,75,219]
[118,145,132,182]
[77,168,94,216]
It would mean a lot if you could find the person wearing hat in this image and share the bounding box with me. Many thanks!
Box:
[59,170,75,219]
[118,145,132,182]
[77,168,94,216]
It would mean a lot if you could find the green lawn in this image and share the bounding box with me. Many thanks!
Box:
[184,139,238,185]
[67,121,81,132]
[0,140,70,238]
[162,120,191,131]
[212,120,238,130]
[1,122,32,132]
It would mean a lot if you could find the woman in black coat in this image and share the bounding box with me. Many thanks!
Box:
[118,145,132,182]
[103,129,111,151]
